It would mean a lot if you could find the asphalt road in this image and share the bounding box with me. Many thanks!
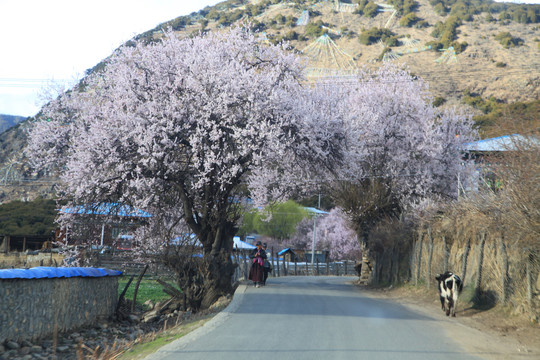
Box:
[145,276,482,360]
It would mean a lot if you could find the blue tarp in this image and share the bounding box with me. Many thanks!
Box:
[233,236,256,250]
[0,267,122,279]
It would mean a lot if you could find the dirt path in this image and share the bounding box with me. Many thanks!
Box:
[360,284,540,359]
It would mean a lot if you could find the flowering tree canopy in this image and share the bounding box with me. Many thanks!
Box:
[289,207,360,260]
[329,65,477,241]
[26,27,346,309]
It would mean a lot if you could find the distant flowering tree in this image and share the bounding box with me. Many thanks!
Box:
[287,207,360,260]
[306,207,361,260]
[26,27,346,310]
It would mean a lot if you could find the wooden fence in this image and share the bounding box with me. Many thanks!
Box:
[91,251,358,281]
[232,249,358,283]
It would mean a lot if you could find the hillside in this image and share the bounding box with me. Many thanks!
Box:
[0,114,25,134]
[0,0,538,203]
[131,0,540,106]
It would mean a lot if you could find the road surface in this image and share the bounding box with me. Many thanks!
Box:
[146,276,485,360]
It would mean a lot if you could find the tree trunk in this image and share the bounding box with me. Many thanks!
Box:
[474,232,486,302]
[387,245,396,284]
[199,252,236,310]
[461,238,471,284]
[426,227,433,290]
[358,230,372,285]
[498,235,509,304]
[165,229,237,311]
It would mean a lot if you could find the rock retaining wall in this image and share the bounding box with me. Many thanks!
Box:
[0,274,119,343]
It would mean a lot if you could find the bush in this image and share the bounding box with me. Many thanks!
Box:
[495,32,524,48]
[433,3,447,16]
[450,41,468,54]
[432,96,446,107]
[415,20,430,28]
[462,91,502,115]
[431,16,462,48]
[495,61,507,68]
[363,1,379,18]
[305,20,327,38]
[426,40,444,51]
[359,27,397,46]
[400,13,420,27]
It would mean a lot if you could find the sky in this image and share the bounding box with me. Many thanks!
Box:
[1,0,538,117]
[0,0,222,117]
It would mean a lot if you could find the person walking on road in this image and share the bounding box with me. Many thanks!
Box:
[249,241,266,288]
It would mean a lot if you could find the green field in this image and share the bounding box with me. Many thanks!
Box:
[118,277,181,310]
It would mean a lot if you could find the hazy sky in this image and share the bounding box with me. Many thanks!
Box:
[1,0,538,117]
[0,0,222,117]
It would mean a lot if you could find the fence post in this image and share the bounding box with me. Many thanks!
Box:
[271,248,275,277]
[241,250,249,280]
[526,252,534,315]
[294,259,297,276]
[461,238,471,284]
[498,235,509,304]
[345,261,348,275]
[474,232,486,302]
[277,255,280,277]
[442,235,449,272]
[415,231,424,286]
[426,227,434,290]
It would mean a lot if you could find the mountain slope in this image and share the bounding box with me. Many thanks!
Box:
[0,114,26,134]
[1,0,539,203]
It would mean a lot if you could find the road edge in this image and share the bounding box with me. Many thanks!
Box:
[142,284,248,360]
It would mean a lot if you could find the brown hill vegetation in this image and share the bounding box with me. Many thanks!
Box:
[1,0,538,203]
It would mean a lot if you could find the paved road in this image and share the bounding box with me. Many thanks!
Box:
[146,276,482,360]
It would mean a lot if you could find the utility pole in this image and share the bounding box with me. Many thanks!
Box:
[310,193,321,274]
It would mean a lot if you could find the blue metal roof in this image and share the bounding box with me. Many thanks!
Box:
[0,267,122,279]
[304,207,329,215]
[278,248,294,255]
[61,203,152,218]
[463,134,539,152]
[233,236,256,249]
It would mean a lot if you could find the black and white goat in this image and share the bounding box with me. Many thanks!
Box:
[435,272,463,317]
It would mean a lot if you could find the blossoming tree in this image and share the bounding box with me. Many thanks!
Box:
[26,27,346,309]
[330,64,477,281]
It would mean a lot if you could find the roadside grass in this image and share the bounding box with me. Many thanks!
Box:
[118,276,181,310]
[117,311,219,359]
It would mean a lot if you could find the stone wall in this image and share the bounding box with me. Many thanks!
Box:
[0,276,118,343]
